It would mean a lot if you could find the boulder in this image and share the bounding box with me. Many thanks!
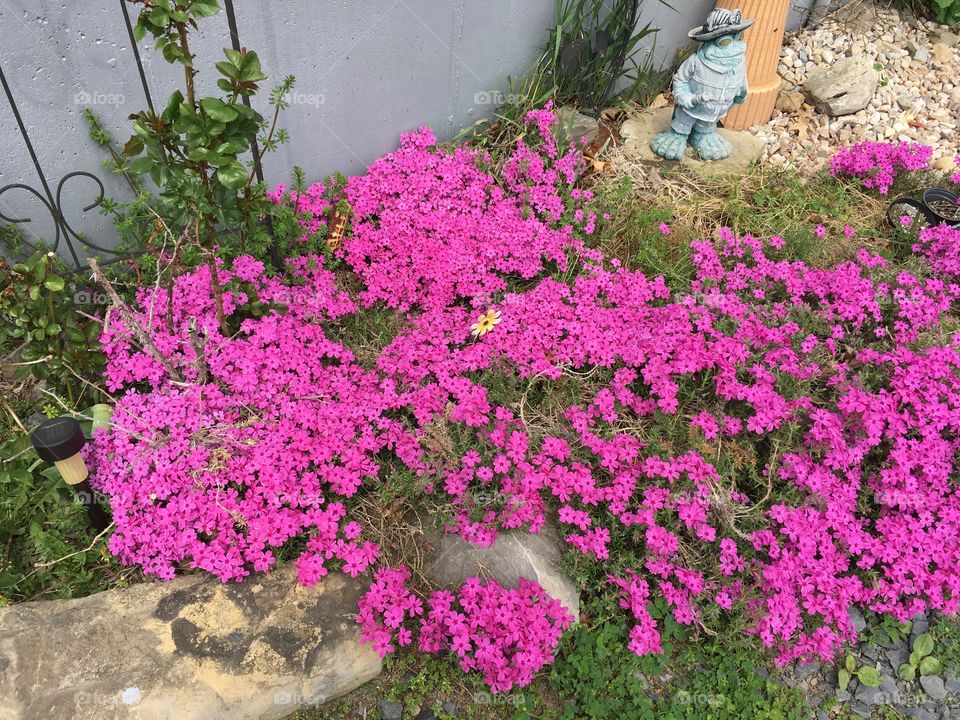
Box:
[424,523,581,623]
[0,567,381,720]
[803,56,879,116]
[556,108,600,147]
[619,107,765,177]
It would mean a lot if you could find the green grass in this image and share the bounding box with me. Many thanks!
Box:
[296,650,560,720]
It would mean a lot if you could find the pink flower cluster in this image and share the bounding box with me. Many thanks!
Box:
[916,222,960,278]
[829,141,933,195]
[358,568,572,692]
[370,222,960,663]
[337,102,592,311]
[91,105,960,685]
[89,256,398,583]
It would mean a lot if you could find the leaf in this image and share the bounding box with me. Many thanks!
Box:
[899,663,917,682]
[90,404,114,434]
[238,51,267,83]
[914,633,934,658]
[857,666,882,687]
[838,668,851,691]
[920,656,942,676]
[122,135,145,157]
[191,0,220,17]
[43,276,65,292]
[200,97,238,123]
[216,160,248,190]
[845,654,856,672]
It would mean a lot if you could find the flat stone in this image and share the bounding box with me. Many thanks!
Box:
[776,91,806,113]
[424,522,580,623]
[848,607,867,633]
[880,674,900,704]
[795,662,821,680]
[898,92,918,111]
[556,108,600,147]
[913,46,932,63]
[0,566,382,720]
[946,672,960,694]
[803,56,879,116]
[831,4,877,33]
[936,30,959,47]
[934,156,957,172]
[862,644,879,661]
[378,700,404,720]
[932,43,954,63]
[884,641,908,667]
[855,683,884,706]
[902,709,938,720]
[912,613,931,638]
[620,107,765,178]
[920,674,948,701]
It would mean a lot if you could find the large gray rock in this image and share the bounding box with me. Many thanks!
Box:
[620,107,765,178]
[424,523,580,623]
[803,57,879,116]
[0,567,381,720]
[556,108,600,147]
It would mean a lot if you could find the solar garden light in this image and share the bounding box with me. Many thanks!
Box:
[30,416,110,530]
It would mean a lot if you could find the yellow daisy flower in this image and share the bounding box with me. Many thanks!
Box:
[471,309,502,339]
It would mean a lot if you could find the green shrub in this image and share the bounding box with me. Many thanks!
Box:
[896,0,960,24]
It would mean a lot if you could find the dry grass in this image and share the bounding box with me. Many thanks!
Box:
[592,143,891,271]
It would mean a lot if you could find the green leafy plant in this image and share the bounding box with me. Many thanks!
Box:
[550,616,810,720]
[934,0,960,23]
[865,613,912,648]
[894,0,960,24]
[839,653,883,690]
[122,0,295,330]
[0,417,127,603]
[550,0,667,114]
[458,0,670,152]
[898,633,943,681]
[0,251,105,407]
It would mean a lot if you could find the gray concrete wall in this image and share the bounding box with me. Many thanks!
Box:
[0,0,821,252]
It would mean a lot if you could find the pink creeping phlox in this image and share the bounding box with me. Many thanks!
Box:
[90,108,960,689]
[829,140,932,195]
[359,569,572,692]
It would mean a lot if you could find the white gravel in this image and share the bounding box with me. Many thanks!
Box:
[753,2,960,172]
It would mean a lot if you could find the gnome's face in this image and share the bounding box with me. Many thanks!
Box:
[700,32,747,68]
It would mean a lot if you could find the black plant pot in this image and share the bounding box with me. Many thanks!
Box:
[921,188,960,226]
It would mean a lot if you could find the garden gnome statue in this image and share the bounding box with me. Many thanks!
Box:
[650,8,754,161]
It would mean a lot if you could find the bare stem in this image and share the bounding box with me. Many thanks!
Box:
[87,258,184,383]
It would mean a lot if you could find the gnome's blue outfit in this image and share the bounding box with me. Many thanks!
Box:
[651,9,753,161]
